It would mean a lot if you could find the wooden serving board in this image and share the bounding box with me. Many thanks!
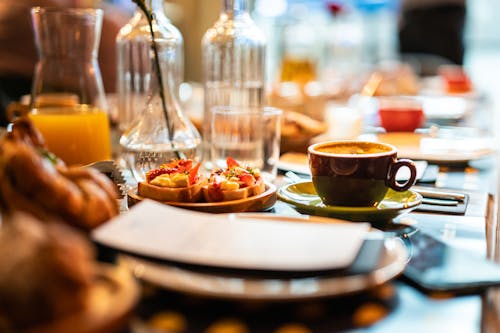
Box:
[127,183,277,214]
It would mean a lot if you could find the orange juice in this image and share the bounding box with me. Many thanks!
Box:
[29,105,112,165]
[280,57,317,86]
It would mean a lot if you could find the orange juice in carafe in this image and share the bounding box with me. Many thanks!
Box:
[30,8,110,165]
[29,105,112,165]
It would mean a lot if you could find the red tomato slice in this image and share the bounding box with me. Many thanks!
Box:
[146,168,169,182]
[226,157,240,168]
[188,162,201,185]
[238,173,255,187]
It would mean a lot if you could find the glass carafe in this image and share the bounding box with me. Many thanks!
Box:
[118,0,201,182]
[30,7,111,166]
[202,0,266,168]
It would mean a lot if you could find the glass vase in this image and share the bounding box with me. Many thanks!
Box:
[118,0,201,182]
[201,0,267,168]
[116,0,183,133]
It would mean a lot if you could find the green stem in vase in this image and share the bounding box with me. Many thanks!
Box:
[132,0,183,159]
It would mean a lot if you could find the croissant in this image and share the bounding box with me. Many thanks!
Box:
[0,213,95,331]
[0,118,119,231]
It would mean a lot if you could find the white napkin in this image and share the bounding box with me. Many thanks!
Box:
[93,200,370,272]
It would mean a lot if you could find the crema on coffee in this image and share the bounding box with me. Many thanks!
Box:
[315,142,392,155]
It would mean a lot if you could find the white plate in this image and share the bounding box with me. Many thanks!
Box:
[119,236,407,301]
[348,94,475,125]
[419,76,482,100]
[359,133,496,164]
[415,95,473,121]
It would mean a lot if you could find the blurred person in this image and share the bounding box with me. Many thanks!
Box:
[0,0,130,126]
[398,0,466,66]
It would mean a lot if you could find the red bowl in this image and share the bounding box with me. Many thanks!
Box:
[378,98,425,132]
[438,65,472,94]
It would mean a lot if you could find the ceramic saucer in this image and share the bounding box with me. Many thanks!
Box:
[277,181,422,223]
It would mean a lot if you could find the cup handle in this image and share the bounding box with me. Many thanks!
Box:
[387,159,417,191]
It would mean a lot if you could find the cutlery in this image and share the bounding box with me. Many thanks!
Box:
[413,188,465,202]
[85,160,126,197]
[421,198,459,206]
[284,171,308,183]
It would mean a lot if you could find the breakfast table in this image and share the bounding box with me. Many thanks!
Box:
[2,3,500,332]
[80,67,500,332]
[101,137,500,333]
[2,89,497,332]
[1,98,491,333]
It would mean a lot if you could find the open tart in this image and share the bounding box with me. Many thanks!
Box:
[138,159,204,202]
[203,157,265,202]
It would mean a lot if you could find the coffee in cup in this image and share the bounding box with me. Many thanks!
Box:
[308,141,417,207]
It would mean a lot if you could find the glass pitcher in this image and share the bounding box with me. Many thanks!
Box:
[29,7,111,166]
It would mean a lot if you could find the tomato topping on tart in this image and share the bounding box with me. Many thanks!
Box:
[139,159,204,202]
[145,159,201,188]
[203,157,265,202]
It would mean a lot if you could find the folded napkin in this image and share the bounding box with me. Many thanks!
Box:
[92,200,370,272]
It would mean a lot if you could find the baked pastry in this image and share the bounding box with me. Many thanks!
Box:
[0,118,119,231]
[138,159,204,202]
[361,63,420,96]
[203,157,265,202]
[280,110,327,153]
[0,213,95,332]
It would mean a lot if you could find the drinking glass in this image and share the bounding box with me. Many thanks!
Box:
[210,106,282,182]
[29,7,111,165]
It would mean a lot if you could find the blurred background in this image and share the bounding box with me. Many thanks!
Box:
[8,0,496,154]
[110,0,500,87]
[109,0,500,138]
[121,0,499,153]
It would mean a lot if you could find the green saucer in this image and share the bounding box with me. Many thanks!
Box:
[277,181,422,223]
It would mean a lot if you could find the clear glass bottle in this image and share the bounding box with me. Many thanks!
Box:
[118,0,201,182]
[354,0,399,65]
[322,2,363,84]
[202,0,267,167]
